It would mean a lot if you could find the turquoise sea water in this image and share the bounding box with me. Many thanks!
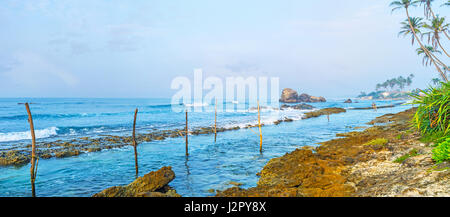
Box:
[0,98,411,197]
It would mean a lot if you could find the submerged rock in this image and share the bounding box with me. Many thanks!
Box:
[0,150,30,167]
[303,107,346,119]
[93,166,180,197]
[280,104,315,110]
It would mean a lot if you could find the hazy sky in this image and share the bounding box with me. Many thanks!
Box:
[0,0,449,98]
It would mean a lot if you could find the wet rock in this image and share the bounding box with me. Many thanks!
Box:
[218,108,449,197]
[283,118,294,122]
[55,149,80,158]
[304,107,346,119]
[85,147,101,153]
[280,104,315,110]
[344,99,352,103]
[39,153,52,159]
[93,166,180,197]
[0,151,30,167]
[308,95,327,103]
[227,181,243,186]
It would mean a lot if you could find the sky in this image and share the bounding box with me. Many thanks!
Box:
[0,0,449,98]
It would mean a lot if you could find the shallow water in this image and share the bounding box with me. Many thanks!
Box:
[0,98,411,197]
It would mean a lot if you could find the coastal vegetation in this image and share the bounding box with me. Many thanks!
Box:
[390,0,449,164]
[363,138,388,147]
[390,0,449,82]
[375,74,415,91]
[410,72,449,164]
[411,81,449,136]
[432,136,450,163]
[358,74,415,99]
[393,148,419,163]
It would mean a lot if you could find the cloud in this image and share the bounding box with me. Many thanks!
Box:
[106,23,159,52]
[225,61,260,73]
[2,52,79,87]
[70,42,91,55]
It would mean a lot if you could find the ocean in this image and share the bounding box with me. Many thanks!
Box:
[0,98,411,197]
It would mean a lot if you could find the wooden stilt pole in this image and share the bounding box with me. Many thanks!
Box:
[258,101,262,153]
[132,108,139,178]
[25,103,37,197]
[185,110,189,156]
[214,99,217,142]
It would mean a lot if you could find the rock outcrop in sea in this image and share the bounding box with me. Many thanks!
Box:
[280,88,326,103]
[93,166,180,197]
[280,103,315,110]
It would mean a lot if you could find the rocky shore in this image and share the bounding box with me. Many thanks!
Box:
[0,107,346,167]
[22,105,448,197]
[216,108,449,197]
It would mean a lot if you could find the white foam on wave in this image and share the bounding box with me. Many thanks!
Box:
[221,108,308,130]
[185,102,209,107]
[0,127,58,142]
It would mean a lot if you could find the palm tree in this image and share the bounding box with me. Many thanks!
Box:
[406,76,412,87]
[419,0,450,41]
[381,81,388,90]
[398,17,423,45]
[406,74,414,87]
[390,0,448,82]
[422,16,450,57]
[418,0,435,19]
[431,78,441,85]
[375,83,381,91]
[416,45,442,66]
[388,78,396,90]
[398,76,407,90]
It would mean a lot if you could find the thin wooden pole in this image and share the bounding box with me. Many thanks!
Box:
[258,101,262,153]
[214,99,217,142]
[25,103,37,197]
[185,110,189,156]
[132,108,139,178]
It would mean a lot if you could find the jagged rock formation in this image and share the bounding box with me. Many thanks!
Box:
[93,166,180,197]
[280,88,326,103]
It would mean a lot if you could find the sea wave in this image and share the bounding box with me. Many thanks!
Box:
[146,104,172,109]
[222,109,307,130]
[184,102,209,107]
[0,112,129,120]
[0,127,58,142]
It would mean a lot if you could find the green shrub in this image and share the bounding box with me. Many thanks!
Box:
[410,82,450,136]
[432,137,450,164]
[363,138,388,146]
[393,149,419,163]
